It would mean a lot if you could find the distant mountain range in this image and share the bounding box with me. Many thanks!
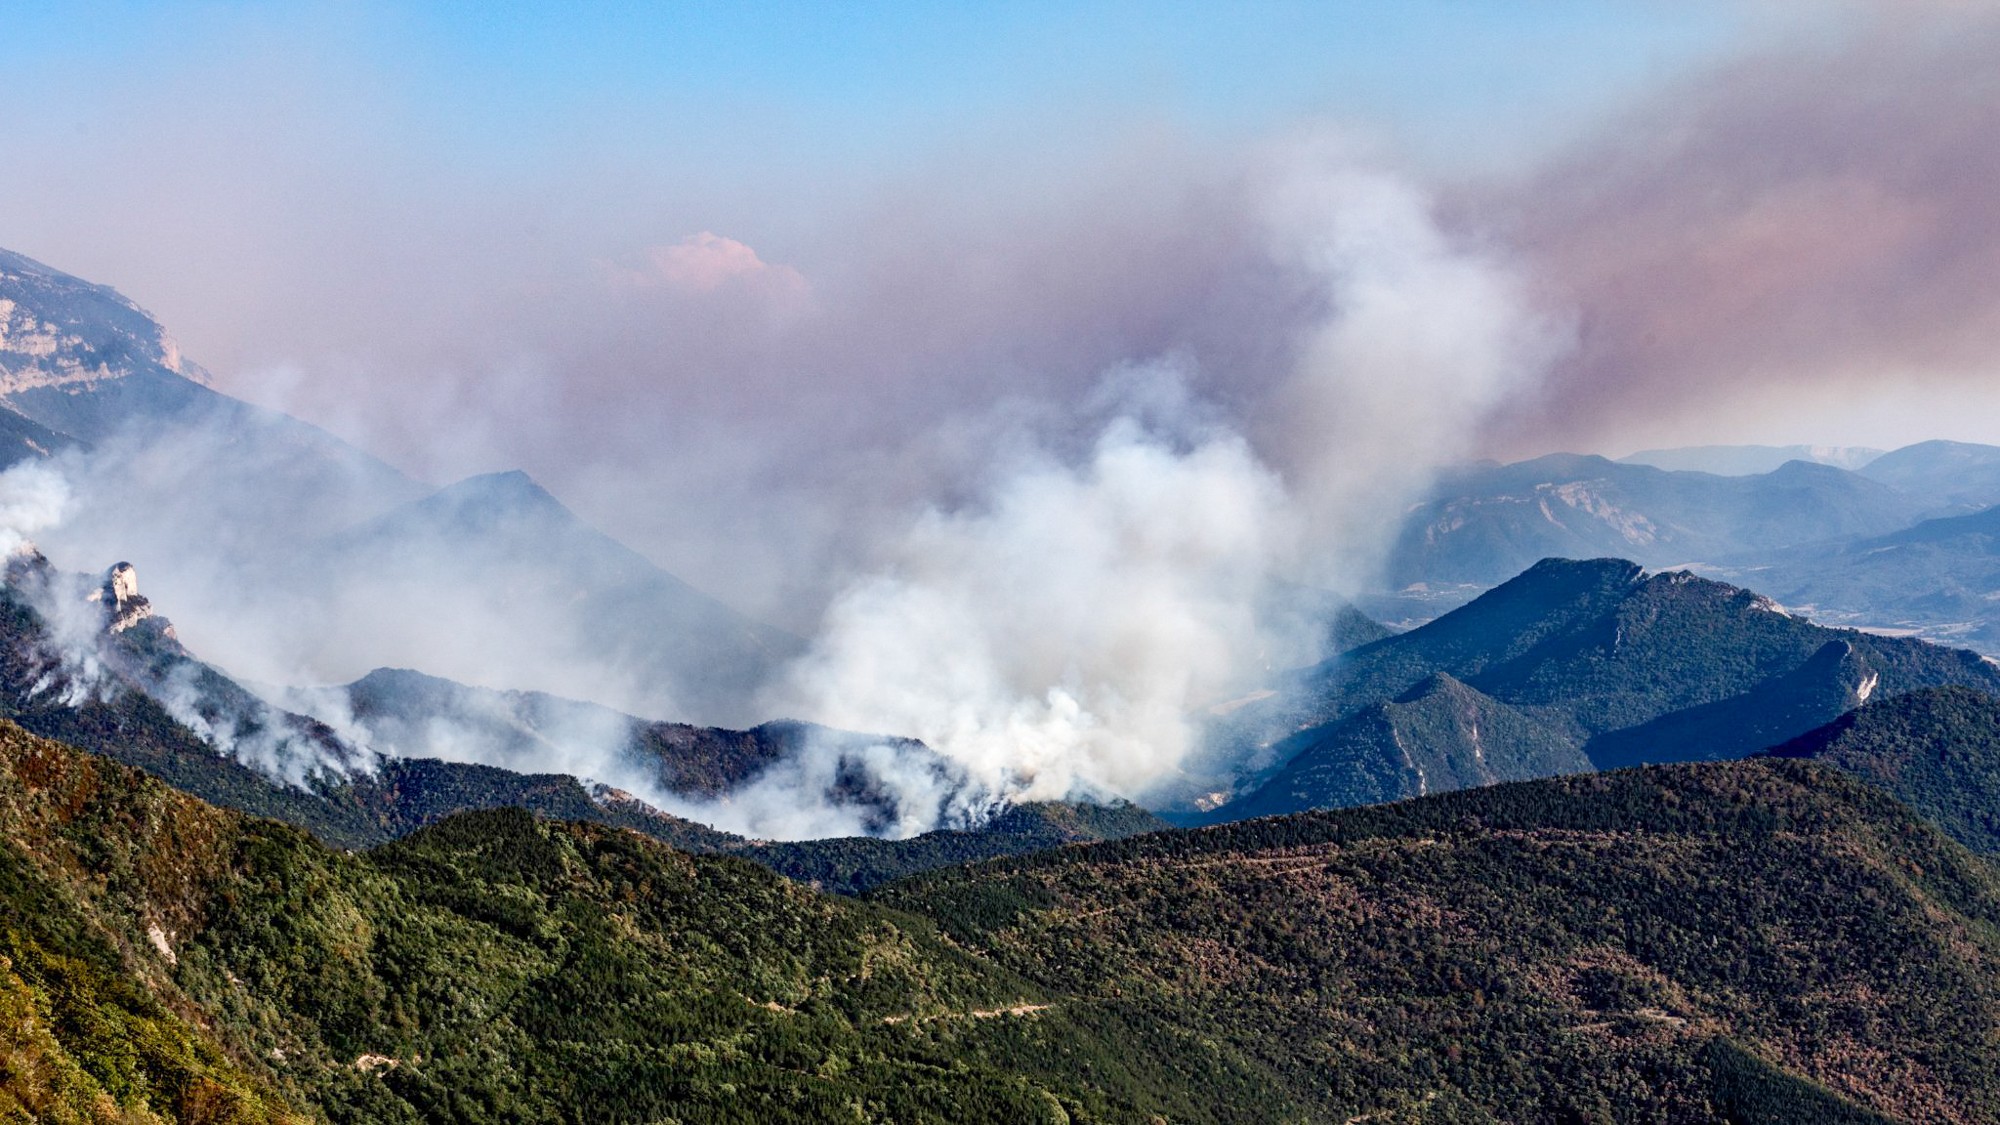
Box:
[1618,442,1884,475]
[1387,453,1924,592]
[1855,439,2000,510]
[1726,502,2000,652]
[1378,441,2000,653]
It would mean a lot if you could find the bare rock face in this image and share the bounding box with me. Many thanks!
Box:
[90,561,160,634]
[0,248,205,396]
[105,561,139,603]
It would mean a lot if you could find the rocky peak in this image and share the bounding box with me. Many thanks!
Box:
[90,560,162,635]
[105,560,139,604]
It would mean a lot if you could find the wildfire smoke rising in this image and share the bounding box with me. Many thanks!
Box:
[750,161,1561,830]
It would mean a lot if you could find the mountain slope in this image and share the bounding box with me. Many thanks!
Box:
[0,721,1152,1123]
[1203,557,2000,817]
[1289,558,1996,738]
[883,758,2000,1122]
[1223,673,1587,820]
[0,245,215,433]
[14,701,2000,1120]
[0,738,307,1124]
[1581,638,1882,771]
[1765,685,2000,855]
[309,471,802,726]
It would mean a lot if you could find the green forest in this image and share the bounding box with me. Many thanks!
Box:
[6,711,1998,1122]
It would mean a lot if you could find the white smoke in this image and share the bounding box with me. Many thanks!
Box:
[765,405,1298,825]
[0,461,70,557]
[0,458,381,786]
[744,158,1566,835]
[1265,160,1570,575]
[145,664,377,787]
[0,462,118,700]
[627,735,970,842]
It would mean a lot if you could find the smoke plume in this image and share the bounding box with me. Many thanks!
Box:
[4,152,1561,838]
[742,158,1565,831]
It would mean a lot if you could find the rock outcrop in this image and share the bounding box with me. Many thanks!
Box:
[89,560,165,635]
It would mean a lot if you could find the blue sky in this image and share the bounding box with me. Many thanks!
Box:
[10,1,1754,174]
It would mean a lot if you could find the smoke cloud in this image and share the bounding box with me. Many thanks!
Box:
[0,462,68,559]
[0,457,380,785]
[1478,4,2000,455]
[6,150,1562,838]
[1261,159,1569,577]
[770,392,1299,816]
[737,160,1566,831]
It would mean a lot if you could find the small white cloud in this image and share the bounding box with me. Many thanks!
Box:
[611,232,809,297]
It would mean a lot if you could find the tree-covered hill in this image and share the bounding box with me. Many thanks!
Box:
[0,719,1176,1123]
[1765,685,2000,855]
[1221,672,1588,820]
[8,711,2000,1121]
[883,758,2000,1122]
[1581,637,1880,771]
[1207,557,2000,819]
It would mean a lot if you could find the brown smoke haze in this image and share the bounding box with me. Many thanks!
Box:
[1480,4,2000,456]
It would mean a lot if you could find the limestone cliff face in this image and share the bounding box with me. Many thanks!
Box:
[89,560,167,636]
[0,248,207,397]
[104,560,139,604]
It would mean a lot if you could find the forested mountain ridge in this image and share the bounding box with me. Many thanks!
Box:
[1765,685,2000,855]
[7,709,2000,1122]
[883,758,2000,1122]
[0,719,1163,1123]
[1208,557,2000,820]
